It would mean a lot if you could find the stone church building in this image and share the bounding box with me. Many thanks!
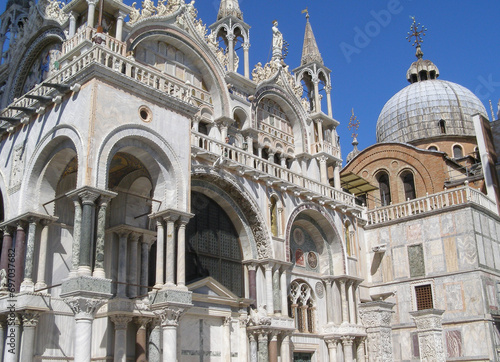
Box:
[0,0,498,361]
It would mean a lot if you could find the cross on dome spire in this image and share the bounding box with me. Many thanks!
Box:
[406,16,427,59]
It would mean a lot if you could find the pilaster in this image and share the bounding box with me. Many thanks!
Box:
[409,309,446,362]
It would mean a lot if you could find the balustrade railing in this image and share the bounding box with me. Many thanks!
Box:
[312,141,340,158]
[366,185,498,225]
[62,27,127,56]
[192,132,357,207]
[1,43,213,123]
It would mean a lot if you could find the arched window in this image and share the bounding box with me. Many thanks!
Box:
[453,145,463,159]
[186,192,243,297]
[377,172,391,206]
[475,147,481,162]
[289,280,315,333]
[428,146,438,151]
[438,120,446,134]
[270,196,278,237]
[401,171,416,200]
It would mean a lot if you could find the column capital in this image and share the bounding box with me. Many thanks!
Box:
[223,316,232,326]
[110,314,132,330]
[22,311,40,327]
[341,335,355,346]
[154,306,186,327]
[64,297,106,320]
[243,42,250,50]
[115,10,128,20]
[66,186,117,205]
[150,209,194,224]
[325,338,339,349]
[86,0,98,5]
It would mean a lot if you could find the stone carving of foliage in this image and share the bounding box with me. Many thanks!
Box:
[41,0,69,24]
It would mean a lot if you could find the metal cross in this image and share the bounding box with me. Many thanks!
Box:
[406,16,427,48]
[348,108,360,139]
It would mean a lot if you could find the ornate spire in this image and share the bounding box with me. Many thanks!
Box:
[217,0,243,21]
[300,9,323,66]
[346,109,361,163]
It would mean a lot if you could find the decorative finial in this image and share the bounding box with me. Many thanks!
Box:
[348,108,360,140]
[406,16,427,59]
[301,7,309,20]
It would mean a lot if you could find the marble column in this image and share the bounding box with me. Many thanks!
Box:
[325,338,338,362]
[111,315,132,362]
[140,236,153,297]
[313,79,321,112]
[64,297,105,362]
[93,196,112,279]
[148,318,161,362]
[35,220,51,290]
[410,309,446,362]
[238,315,248,362]
[249,333,258,362]
[325,279,334,323]
[116,230,130,298]
[20,218,38,292]
[135,318,150,362]
[4,313,20,362]
[13,223,26,292]
[115,11,126,42]
[356,337,366,362]
[222,317,231,362]
[358,301,395,362]
[280,267,288,316]
[248,264,257,307]
[264,263,274,315]
[280,334,291,362]
[319,156,328,184]
[78,191,99,276]
[20,311,39,362]
[70,198,82,277]
[347,281,356,324]
[86,0,97,28]
[0,227,13,272]
[155,219,165,288]
[339,279,349,323]
[157,307,184,362]
[341,336,355,362]
[176,216,190,288]
[243,43,250,78]
[164,217,175,286]
[269,332,278,362]
[128,233,140,297]
[257,332,268,362]
[227,33,235,72]
[272,267,281,314]
[69,11,77,37]
[0,317,5,361]
[325,85,333,117]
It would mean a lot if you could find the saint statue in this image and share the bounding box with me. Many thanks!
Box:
[272,20,283,60]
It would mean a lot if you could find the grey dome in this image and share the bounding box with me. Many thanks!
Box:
[376,79,488,143]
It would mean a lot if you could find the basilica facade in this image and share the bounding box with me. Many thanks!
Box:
[0,0,498,361]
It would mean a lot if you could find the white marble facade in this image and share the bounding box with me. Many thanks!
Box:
[0,1,498,362]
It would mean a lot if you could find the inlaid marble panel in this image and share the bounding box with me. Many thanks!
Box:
[446,330,463,358]
[444,282,464,312]
[408,244,425,278]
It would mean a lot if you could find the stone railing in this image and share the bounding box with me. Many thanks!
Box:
[62,26,127,56]
[366,185,498,225]
[192,132,358,208]
[312,141,340,159]
[258,123,294,145]
[1,44,213,124]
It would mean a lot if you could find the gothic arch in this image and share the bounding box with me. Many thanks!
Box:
[286,203,346,275]
[191,170,273,260]
[95,125,187,211]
